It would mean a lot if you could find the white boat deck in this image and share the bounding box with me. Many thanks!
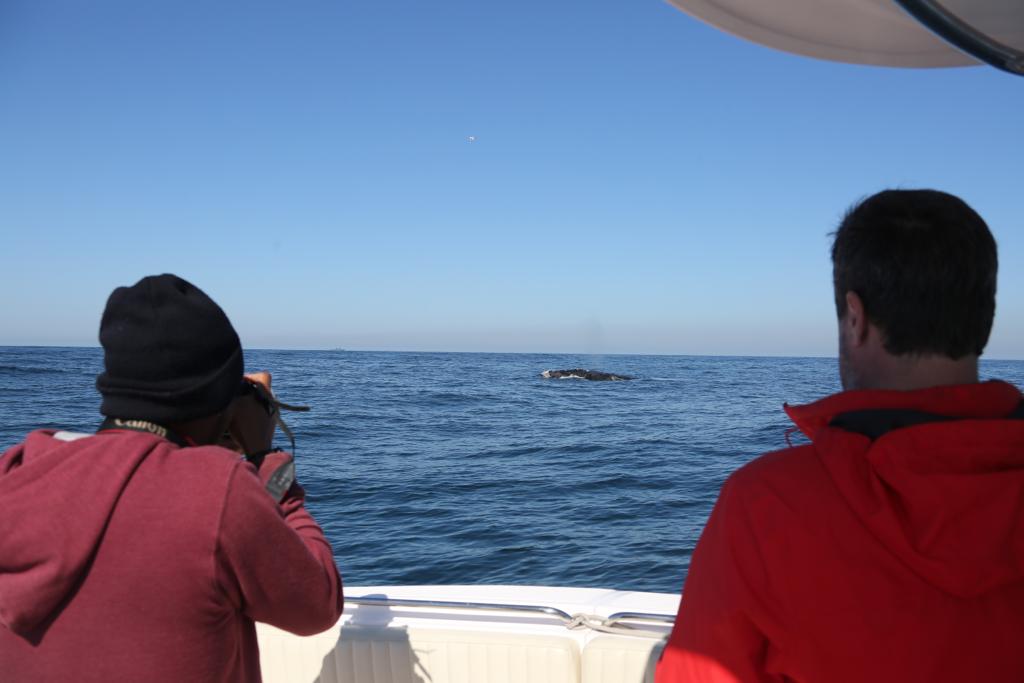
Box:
[257,585,679,683]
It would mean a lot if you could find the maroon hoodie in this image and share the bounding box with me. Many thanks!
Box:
[657,380,1024,683]
[0,429,344,682]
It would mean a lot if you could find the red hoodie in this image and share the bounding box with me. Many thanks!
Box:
[0,429,343,682]
[656,380,1024,683]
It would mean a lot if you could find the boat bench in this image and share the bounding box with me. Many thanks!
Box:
[257,623,664,683]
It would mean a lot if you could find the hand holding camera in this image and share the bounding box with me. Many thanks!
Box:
[225,372,278,457]
[220,371,309,501]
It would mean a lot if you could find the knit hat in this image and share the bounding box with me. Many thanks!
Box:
[96,274,244,423]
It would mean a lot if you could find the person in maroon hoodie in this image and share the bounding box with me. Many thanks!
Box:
[0,274,344,682]
[656,190,1024,683]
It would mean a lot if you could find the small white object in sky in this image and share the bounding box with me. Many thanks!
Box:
[467,136,477,143]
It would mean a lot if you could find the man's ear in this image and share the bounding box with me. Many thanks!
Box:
[844,291,870,347]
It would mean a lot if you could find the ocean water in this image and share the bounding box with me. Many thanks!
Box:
[3,347,1023,594]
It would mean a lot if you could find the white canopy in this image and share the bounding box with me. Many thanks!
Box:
[666,0,1024,69]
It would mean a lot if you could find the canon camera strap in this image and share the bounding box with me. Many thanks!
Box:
[97,417,192,447]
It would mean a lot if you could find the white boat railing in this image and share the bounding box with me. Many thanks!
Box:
[605,611,676,626]
[345,594,675,637]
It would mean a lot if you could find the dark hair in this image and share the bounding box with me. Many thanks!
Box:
[832,189,997,359]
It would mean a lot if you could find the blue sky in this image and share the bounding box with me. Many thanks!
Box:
[2,0,1022,356]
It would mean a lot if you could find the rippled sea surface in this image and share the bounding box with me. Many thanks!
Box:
[3,347,1023,593]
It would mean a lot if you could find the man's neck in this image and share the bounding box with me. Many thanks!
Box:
[858,353,980,391]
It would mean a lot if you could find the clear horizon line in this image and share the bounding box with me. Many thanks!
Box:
[2,343,1022,363]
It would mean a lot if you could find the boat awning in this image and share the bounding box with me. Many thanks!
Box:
[665,0,1024,73]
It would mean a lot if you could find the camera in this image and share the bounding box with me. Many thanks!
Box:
[238,378,276,416]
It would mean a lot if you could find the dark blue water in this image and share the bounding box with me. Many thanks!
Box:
[3,347,1023,593]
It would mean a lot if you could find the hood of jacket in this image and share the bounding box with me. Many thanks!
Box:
[0,430,164,637]
[785,380,1024,598]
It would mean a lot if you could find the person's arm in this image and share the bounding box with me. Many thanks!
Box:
[656,474,774,683]
[214,371,343,634]
[214,458,344,635]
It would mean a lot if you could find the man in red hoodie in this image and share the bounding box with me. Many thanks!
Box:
[656,190,1024,682]
[0,274,344,682]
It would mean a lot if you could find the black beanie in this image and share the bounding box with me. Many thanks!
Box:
[96,274,244,423]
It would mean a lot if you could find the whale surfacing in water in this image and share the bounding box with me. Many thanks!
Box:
[541,369,633,381]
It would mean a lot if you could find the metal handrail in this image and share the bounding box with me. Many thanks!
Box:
[605,611,677,627]
[345,595,575,623]
[344,595,677,632]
